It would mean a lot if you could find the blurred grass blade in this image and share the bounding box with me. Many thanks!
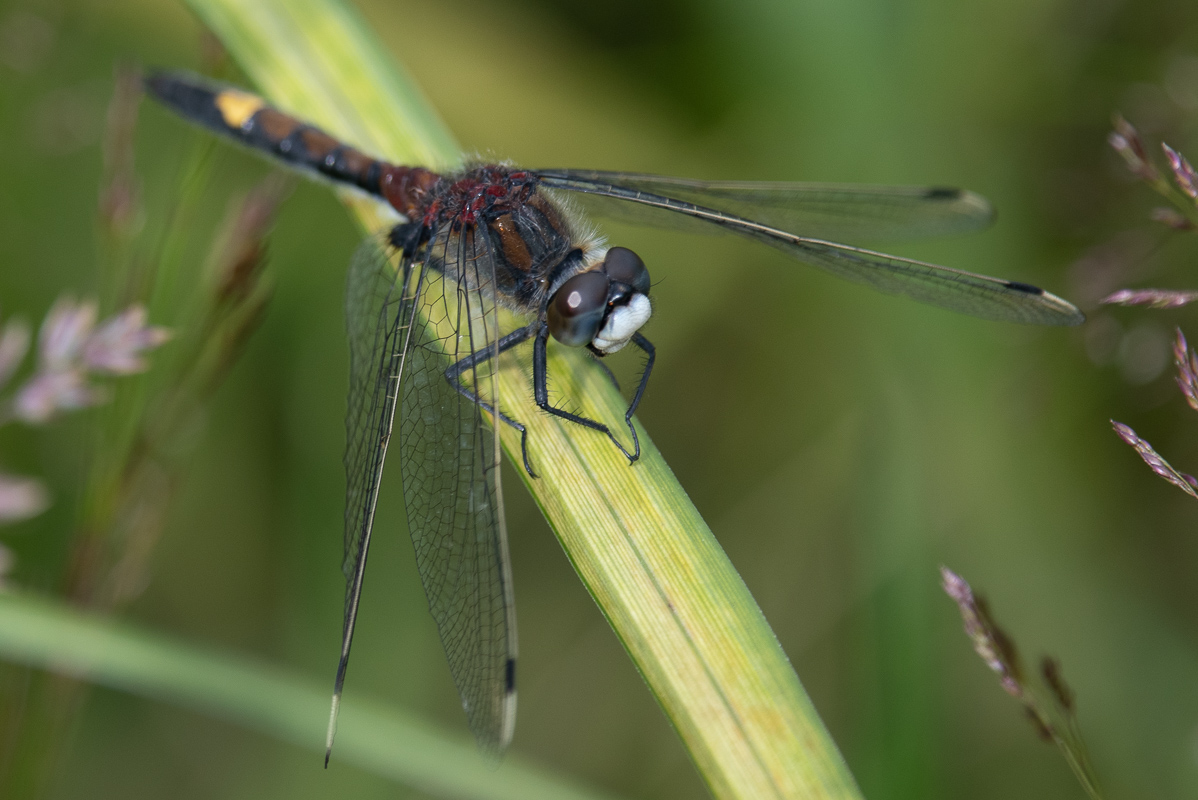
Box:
[0,591,621,800]
[184,0,863,796]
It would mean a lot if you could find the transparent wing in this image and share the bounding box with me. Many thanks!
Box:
[331,231,516,761]
[330,235,419,762]
[534,169,995,243]
[399,223,516,755]
[537,172,1083,326]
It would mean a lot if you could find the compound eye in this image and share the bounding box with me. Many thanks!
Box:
[547,271,609,347]
[602,247,651,295]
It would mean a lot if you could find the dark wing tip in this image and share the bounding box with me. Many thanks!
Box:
[957,189,996,228]
[921,186,996,231]
[925,186,963,200]
[1001,280,1086,325]
[1030,286,1086,326]
[1004,280,1044,295]
[505,657,516,693]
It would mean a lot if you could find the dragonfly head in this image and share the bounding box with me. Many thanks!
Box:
[547,247,651,355]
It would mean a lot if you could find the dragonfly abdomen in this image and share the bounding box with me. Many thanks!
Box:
[144,72,439,217]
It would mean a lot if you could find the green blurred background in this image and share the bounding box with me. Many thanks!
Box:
[3,0,1198,797]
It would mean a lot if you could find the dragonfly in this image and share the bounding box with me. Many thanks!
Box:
[144,70,1084,763]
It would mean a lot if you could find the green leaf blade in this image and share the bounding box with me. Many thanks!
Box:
[0,591,621,800]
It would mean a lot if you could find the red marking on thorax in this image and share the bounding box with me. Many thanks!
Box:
[421,198,442,228]
[379,166,439,219]
[394,165,539,229]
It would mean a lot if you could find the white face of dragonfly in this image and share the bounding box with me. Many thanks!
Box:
[546,246,653,354]
[592,293,651,354]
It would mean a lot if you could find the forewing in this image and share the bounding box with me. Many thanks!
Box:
[330,234,418,761]
[537,173,1083,325]
[398,222,517,755]
[763,236,1083,324]
[535,169,994,243]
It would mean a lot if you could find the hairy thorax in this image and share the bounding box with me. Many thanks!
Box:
[413,165,604,315]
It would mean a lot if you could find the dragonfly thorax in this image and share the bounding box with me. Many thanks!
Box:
[547,246,652,354]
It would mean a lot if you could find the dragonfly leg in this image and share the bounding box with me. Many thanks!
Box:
[533,324,641,464]
[444,324,538,477]
[620,331,655,451]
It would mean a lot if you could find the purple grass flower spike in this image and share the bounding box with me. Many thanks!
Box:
[940,566,1023,698]
[5,298,171,423]
[1162,143,1198,200]
[38,297,96,370]
[1111,420,1198,498]
[12,369,103,423]
[82,305,170,375]
[942,568,1105,799]
[0,472,49,523]
[1101,288,1198,309]
[1150,207,1193,230]
[1109,116,1160,182]
[1174,329,1198,412]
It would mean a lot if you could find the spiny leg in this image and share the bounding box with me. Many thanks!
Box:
[444,323,538,476]
[572,331,654,461]
[533,323,641,464]
[616,331,655,455]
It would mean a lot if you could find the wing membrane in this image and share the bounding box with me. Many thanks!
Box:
[535,169,994,243]
[537,172,1083,326]
[329,235,416,761]
[331,230,516,761]
[400,223,516,755]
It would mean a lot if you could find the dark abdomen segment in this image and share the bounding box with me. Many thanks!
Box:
[144,72,438,218]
